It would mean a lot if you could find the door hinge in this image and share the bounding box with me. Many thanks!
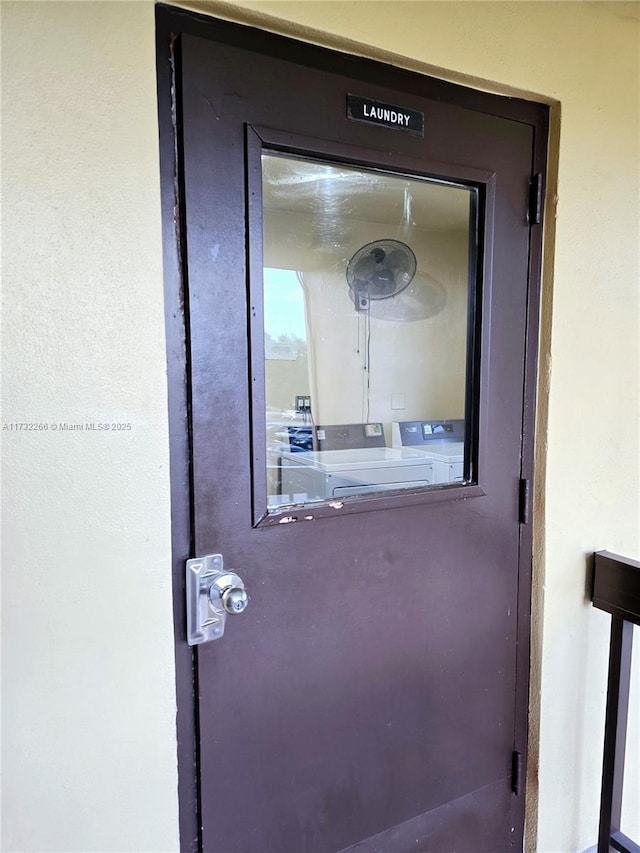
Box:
[528,173,543,225]
[511,750,522,795]
[519,478,531,525]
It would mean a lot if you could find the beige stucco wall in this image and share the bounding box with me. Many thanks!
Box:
[1,2,179,851]
[2,2,638,852]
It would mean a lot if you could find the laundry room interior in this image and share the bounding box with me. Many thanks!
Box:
[262,152,474,504]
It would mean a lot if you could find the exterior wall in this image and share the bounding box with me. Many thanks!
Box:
[1,2,179,851]
[2,2,638,852]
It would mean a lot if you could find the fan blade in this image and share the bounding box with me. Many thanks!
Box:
[351,254,378,281]
[385,249,411,273]
[370,269,396,295]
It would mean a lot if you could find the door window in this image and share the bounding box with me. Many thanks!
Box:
[261,152,479,509]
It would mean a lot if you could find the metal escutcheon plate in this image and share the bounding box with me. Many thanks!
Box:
[186,554,248,645]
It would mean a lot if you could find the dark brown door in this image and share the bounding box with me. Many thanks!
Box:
[162,12,544,853]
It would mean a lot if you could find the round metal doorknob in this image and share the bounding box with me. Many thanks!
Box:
[221,586,249,615]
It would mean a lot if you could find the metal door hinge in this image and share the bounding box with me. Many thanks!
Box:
[519,478,531,525]
[186,554,249,646]
[528,173,543,225]
[511,750,522,795]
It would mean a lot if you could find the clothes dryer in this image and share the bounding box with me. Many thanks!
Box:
[278,423,434,503]
[391,419,465,485]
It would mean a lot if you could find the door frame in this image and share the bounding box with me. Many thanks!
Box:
[155,5,549,850]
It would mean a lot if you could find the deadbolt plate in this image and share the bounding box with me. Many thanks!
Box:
[186,553,226,646]
[186,554,248,645]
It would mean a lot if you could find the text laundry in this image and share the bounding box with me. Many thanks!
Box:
[363,104,412,125]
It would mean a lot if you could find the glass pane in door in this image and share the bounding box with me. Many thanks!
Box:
[261,152,478,509]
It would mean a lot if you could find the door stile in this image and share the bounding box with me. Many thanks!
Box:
[156,21,203,853]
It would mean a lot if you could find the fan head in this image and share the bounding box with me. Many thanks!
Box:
[346,239,417,312]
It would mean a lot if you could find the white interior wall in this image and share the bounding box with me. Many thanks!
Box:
[301,229,468,430]
[265,219,469,433]
[2,2,639,852]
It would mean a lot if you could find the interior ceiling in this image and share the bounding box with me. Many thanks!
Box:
[262,152,471,232]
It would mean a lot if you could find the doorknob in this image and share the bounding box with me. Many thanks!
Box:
[219,584,249,614]
[186,554,249,645]
[210,572,249,614]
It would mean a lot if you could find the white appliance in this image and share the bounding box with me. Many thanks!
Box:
[278,423,434,503]
[391,419,465,485]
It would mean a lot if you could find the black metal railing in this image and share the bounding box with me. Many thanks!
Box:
[592,550,640,853]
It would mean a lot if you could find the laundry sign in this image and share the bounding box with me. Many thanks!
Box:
[347,94,424,135]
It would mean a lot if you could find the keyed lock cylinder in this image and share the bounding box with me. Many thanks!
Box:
[186,554,249,645]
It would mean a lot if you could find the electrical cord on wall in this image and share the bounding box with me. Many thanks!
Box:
[357,305,372,423]
[365,308,371,423]
[356,304,372,423]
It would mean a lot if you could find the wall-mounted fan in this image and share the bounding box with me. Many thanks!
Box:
[346,238,447,321]
[346,239,417,313]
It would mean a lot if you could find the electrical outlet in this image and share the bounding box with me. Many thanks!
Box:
[295,395,312,413]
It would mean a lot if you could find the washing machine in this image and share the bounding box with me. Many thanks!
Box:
[391,419,465,485]
[278,422,434,503]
